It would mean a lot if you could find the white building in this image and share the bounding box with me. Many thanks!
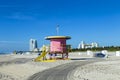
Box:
[78,41,85,49]
[78,41,99,49]
[30,39,38,51]
[91,42,99,48]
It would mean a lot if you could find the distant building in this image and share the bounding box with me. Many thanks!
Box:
[78,41,85,49]
[30,39,38,51]
[91,42,99,48]
[78,41,99,49]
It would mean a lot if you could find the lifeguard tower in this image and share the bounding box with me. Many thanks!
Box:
[34,25,71,61]
[45,36,71,59]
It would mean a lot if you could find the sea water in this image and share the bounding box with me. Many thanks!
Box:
[0,52,12,55]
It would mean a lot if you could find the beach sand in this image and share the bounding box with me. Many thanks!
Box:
[0,52,120,80]
[0,53,74,80]
[69,59,120,80]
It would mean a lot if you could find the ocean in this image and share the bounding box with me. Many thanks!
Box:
[0,53,11,55]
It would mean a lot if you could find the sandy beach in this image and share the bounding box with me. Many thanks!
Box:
[0,52,120,80]
[67,59,120,80]
[0,53,74,80]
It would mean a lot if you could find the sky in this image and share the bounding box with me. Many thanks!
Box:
[0,0,120,52]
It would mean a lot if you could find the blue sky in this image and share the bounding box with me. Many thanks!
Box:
[0,0,120,52]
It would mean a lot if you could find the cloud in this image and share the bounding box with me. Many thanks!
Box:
[0,4,19,8]
[0,4,39,20]
[6,12,36,20]
[0,5,13,8]
[0,41,26,44]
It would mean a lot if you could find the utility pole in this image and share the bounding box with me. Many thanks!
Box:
[56,24,59,35]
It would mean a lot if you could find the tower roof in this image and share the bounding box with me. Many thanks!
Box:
[45,36,71,40]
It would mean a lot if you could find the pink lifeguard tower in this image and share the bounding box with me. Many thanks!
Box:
[45,36,71,59]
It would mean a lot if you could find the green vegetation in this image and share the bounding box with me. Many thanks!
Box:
[71,46,120,52]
